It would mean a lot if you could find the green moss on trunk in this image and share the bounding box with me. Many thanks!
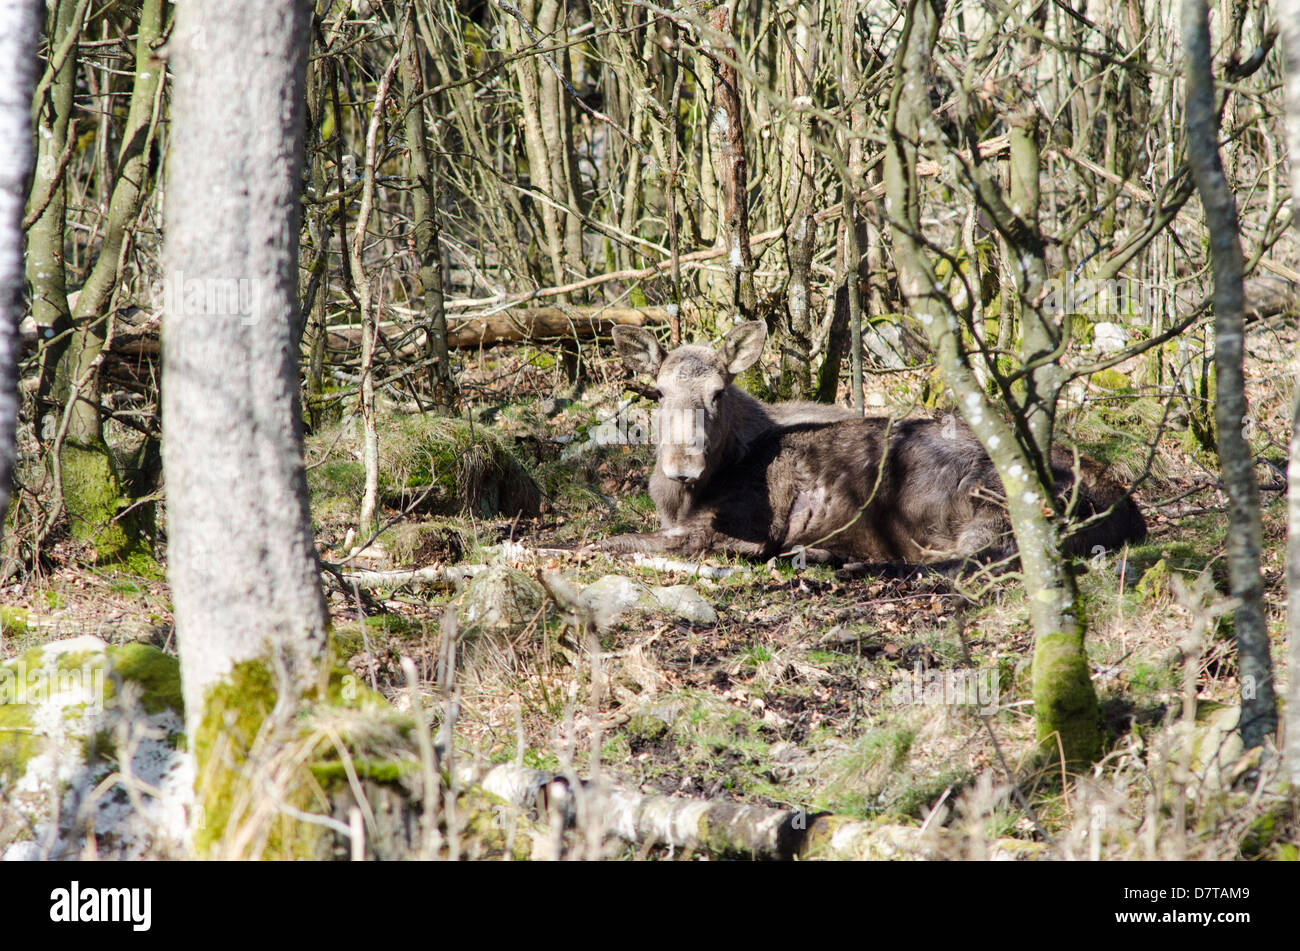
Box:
[60,441,145,564]
[191,660,329,859]
[1031,632,1101,767]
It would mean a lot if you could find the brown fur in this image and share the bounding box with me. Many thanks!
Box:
[600,322,1146,569]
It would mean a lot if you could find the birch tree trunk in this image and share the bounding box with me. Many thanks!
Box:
[777,5,817,400]
[162,0,328,749]
[1278,0,1300,783]
[705,3,756,321]
[1182,0,1277,752]
[0,0,40,534]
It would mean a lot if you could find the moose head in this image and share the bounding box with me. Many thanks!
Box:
[612,321,767,486]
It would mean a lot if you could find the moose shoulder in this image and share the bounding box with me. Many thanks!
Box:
[599,322,1146,568]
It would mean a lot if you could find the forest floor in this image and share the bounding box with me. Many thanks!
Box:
[2,315,1297,859]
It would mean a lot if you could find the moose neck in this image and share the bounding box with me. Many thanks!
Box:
[712,384,772,469]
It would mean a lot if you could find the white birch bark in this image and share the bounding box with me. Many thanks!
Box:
[0,0,40,531]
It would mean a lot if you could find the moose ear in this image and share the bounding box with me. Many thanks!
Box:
[612,326,666,376]
[719,321,766,377]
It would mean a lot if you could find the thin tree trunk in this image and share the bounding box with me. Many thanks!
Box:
[665,16,683,347]
[1182,0,1277,751]
[302,11,333,428]
[705,3,756,320]
[506,0,567,294]
[0,0,40,533]
[537,0,585,296]
[840,0,865,413]
[401,14,455,408]
[27,0,79,451]
[351,45,403,535]
[1276,0,1300,781]
[55,0,167,561]
[778,5,817,401]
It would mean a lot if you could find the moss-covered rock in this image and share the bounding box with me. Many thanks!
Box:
[0,637,191,860]
[1136,558,1171,602]
[379,520,468,566]
[305,414,541,524]
[0,605,29,638]
[189,657,417,859]
[458,565,545,634]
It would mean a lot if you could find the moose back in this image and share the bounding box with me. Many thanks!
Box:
[599,322,1146,568]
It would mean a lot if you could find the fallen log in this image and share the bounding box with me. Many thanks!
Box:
[327,305,671,355]
[24,305,670,359]
[461,762,1047,860]
[443,305,668,349]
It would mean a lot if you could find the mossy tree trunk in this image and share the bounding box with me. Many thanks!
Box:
[1182,0,1277,752]
[884,0,1099,766]
[66,0,166,562]
[30,0,168,562]
[163,0,329,851]
[26,0,78,453]
[0,0,40,534]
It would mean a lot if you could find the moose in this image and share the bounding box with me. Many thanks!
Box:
[598,321,1146,570]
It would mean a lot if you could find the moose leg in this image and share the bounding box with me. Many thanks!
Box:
[594,530,680,554]
[594,526,772,559]
[777,546,846,567]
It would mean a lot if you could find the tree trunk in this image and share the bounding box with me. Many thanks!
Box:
[55,0,167,562]
[884,0,1099,767]
[0,0,40,534]
[1182,0,1277,752]
[704,3,756,321]
[400,14,455,409]
[505,0,568,295]
[350,44,403,535]
[838,0,865,413]
[777,5,817,401]
[26,0,78,452]
[162,0,329,850]
[1277,0,1300,782]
